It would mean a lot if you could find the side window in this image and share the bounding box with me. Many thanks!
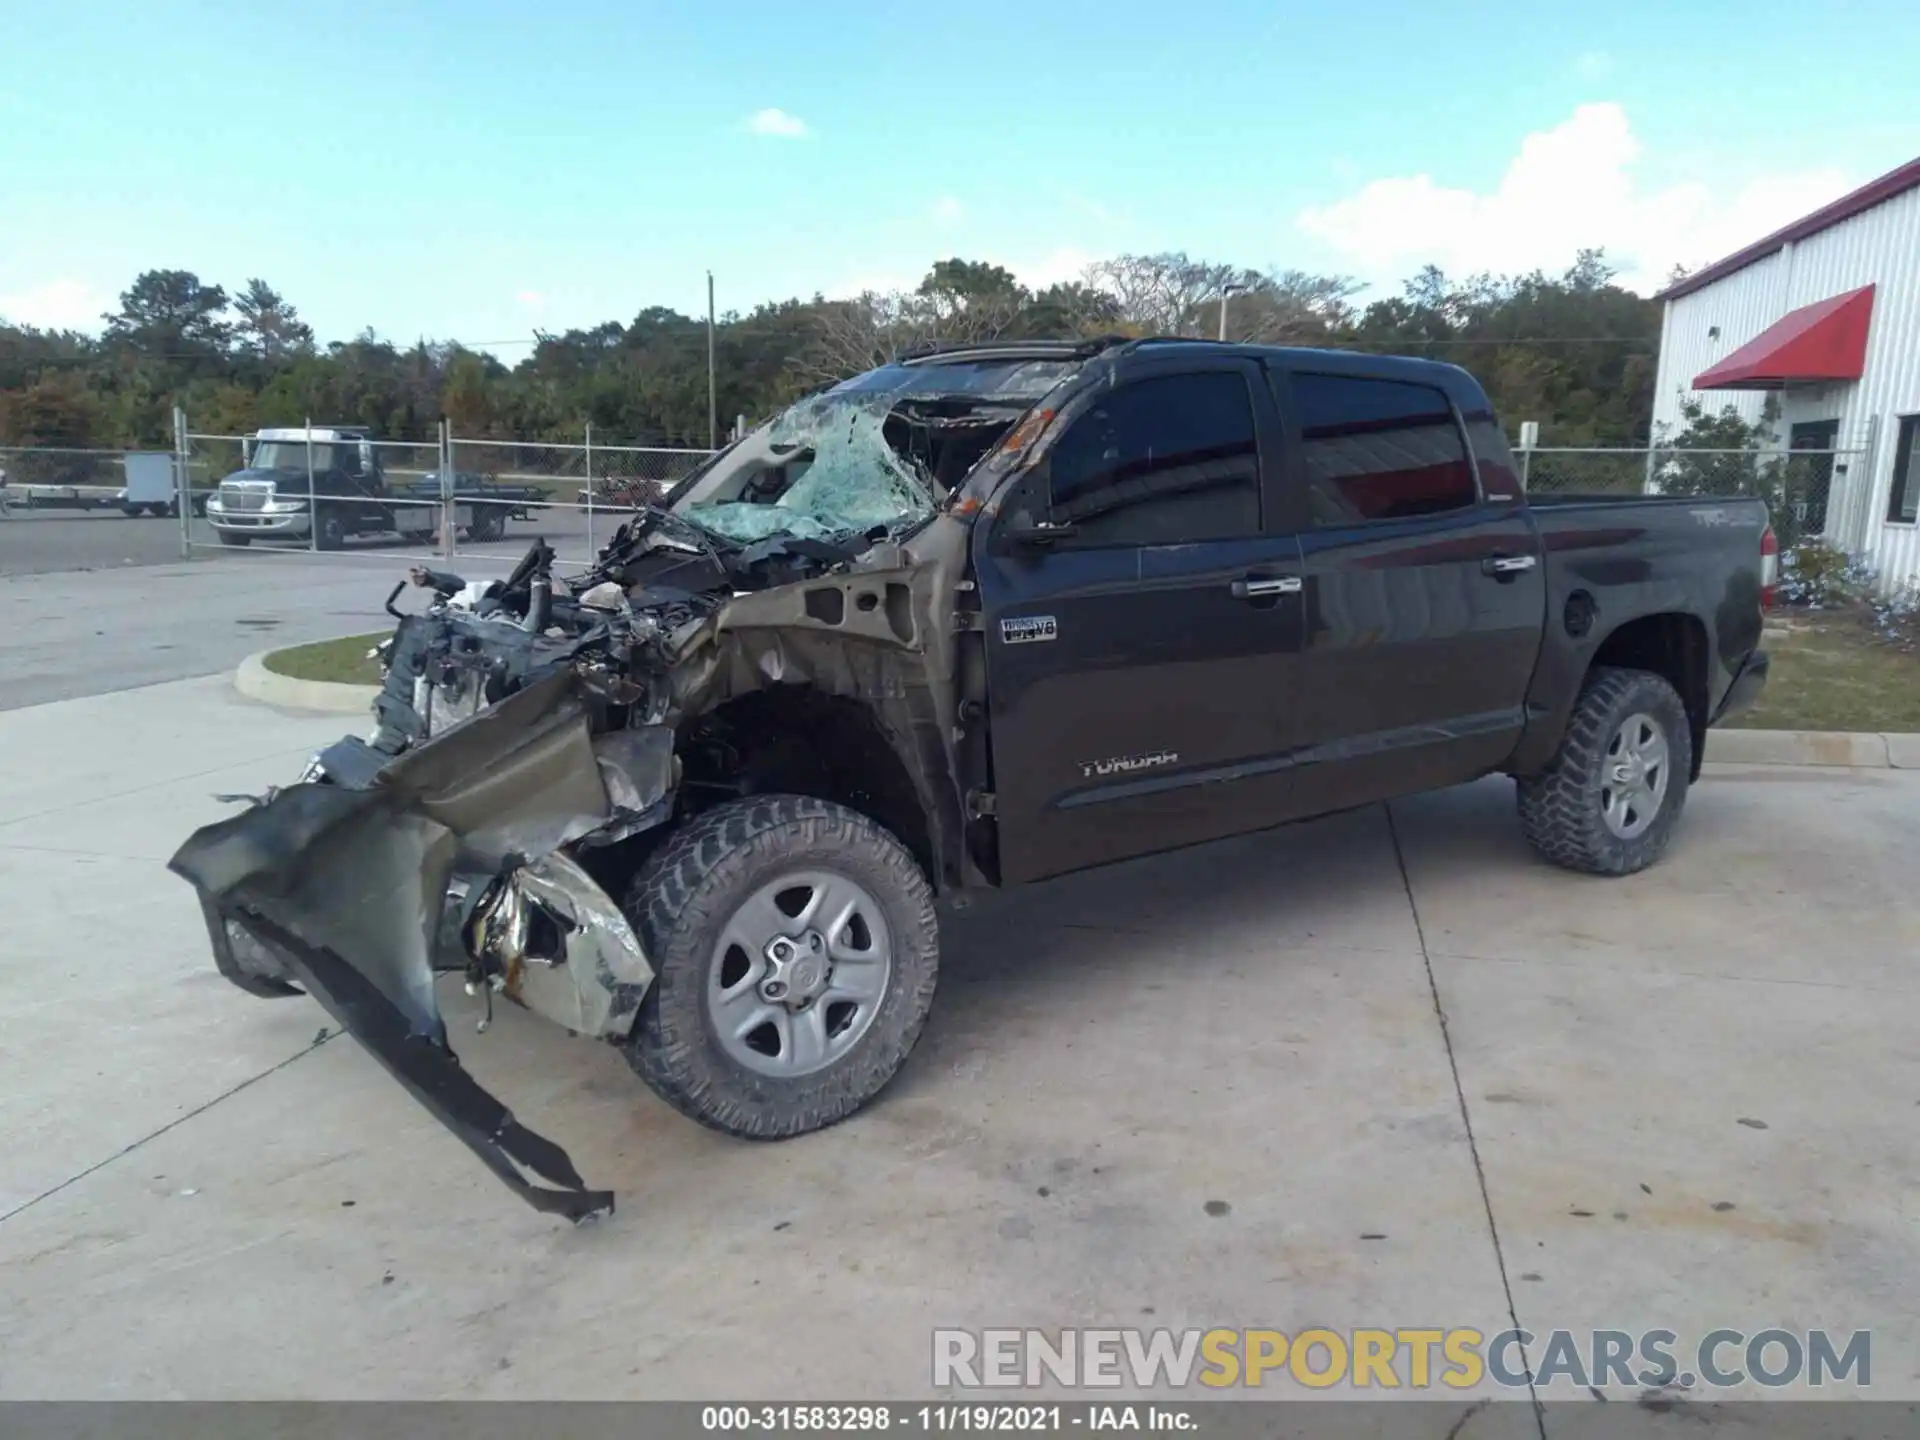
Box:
[1047,371,1261,546]
[1286,373,1479,524]
[1463,414,1523,500]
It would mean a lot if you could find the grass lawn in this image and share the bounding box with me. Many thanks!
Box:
[1724,605,1920,732]
[262,632,386,687]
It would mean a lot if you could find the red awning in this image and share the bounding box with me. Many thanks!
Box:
[1693,285,1875,390]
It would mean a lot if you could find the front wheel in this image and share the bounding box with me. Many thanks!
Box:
[623,795,939,1139]
[1517,666,1693,876]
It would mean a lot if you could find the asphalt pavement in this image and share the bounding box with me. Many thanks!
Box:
[0,506,614,709]
[0,502,611,579]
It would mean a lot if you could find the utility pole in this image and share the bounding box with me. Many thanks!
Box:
[706,270,717,451]
[1217,283,1246,342]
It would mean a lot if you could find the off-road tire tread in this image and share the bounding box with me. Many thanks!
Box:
[1517,665,1693,876]
[622,794,939,1140]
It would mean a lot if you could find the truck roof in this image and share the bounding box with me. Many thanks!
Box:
[255,426,372,442]
[898,337,1492,412]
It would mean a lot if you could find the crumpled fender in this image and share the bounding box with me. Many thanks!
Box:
[169,670,674,1221]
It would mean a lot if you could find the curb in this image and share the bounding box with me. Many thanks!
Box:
[1704,728,1916,770]
[235,649,381,715]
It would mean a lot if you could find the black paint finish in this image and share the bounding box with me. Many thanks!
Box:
[970,341,1771,884]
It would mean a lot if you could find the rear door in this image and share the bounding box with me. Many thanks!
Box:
[1268,366,1546,814]
[975,356,1306,883]
[1788,419,1839,542]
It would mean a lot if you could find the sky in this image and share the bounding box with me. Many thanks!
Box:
[4,0,1919,357]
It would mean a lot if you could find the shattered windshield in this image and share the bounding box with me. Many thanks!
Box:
[675,356,1080,545]
[683,396,933,543]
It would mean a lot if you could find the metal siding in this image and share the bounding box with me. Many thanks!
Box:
[1650,186,1920,591]
[1650,255,1782,439]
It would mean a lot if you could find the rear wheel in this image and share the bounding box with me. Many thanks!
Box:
[314,508,348,551]
[622,795,939,1138]
[1517,666,1693,876]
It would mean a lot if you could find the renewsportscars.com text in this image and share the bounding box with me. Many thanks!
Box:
[933,1327,1871,1391]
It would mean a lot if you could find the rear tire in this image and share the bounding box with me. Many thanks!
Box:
[469,507,505,543]
[1517,666,1693,876]
[622,795,939,1139]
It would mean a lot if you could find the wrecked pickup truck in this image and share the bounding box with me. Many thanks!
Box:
[170,338,1774,1219]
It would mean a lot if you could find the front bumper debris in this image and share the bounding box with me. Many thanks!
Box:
[169,670,675,1221]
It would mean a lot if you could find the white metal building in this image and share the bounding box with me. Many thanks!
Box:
[1650,155,1920,591]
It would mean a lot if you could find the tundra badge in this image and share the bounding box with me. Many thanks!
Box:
[1080,750,1179,780]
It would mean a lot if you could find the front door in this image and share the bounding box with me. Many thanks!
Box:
[1788,419,1839,545]
[1268,366,1547,815]
[975,359,1306,884]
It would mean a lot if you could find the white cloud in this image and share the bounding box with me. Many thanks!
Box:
[1574,50,1614,81]
[931,195,965,223]
[1062,191,1130,227]
[745,107,809,139]
[0,277,111,332]
[1295,103,1851,294]
[1003,246,1094,292]
[514,290,545,310]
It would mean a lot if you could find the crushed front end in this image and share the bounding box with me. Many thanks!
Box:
[170,352,1072,1218]
[171,556,698,1220]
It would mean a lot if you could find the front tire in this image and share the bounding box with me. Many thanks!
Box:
[623,795,939,1139]
[1517,666,1693,876]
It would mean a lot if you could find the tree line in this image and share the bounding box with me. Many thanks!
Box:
[0,249,1666,453]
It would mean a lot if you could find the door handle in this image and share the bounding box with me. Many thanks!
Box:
[1230,576,1303,600]
[1482,554,1537,577]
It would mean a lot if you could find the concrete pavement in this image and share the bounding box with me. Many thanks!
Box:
[2,675,1915,1408]
[0,551,513,712]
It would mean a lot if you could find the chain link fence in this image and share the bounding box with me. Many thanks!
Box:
[443,436,710,565]
[7,423,1868,571]
[115,421,715,563]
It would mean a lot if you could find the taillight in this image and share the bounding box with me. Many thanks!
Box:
[1760,524,1778,612]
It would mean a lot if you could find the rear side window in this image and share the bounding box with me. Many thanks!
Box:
[1286,373,1478,524]
[1464,415,1523,500]
[1047,371,1261,546]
